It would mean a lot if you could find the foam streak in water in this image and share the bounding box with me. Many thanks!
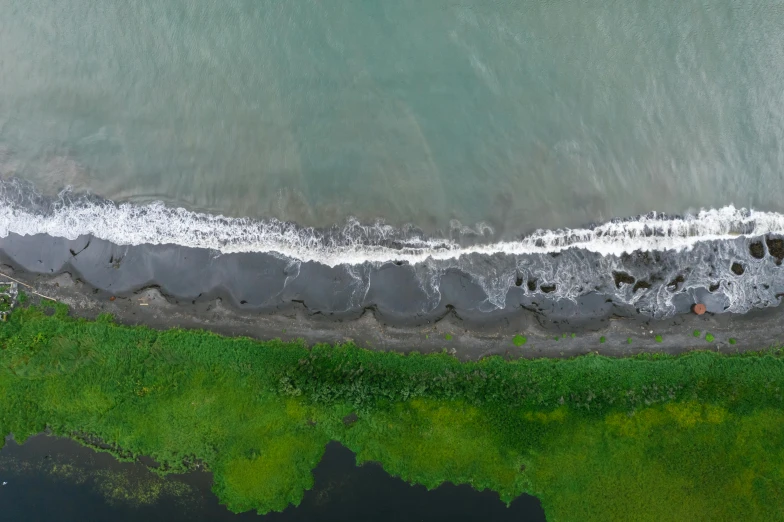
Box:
[1,181,783,266]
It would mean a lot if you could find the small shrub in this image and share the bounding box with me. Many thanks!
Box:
[655,335,663,343]
[444,334,453,341]
[729,338,737,345]
[571,333,576,338]
[627,337,632,344]
[693,330,701,338]
[599,336,606,343]
[513,334,527,347]
[706,333,715,342]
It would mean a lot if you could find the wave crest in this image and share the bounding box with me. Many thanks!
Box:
[1,179,782,266]
[3,178,784,319]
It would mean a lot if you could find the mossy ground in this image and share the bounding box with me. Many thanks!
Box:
[1,303,784,520]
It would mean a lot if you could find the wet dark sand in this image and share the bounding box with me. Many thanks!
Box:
[1,232,782,359]
[0,435,545,521]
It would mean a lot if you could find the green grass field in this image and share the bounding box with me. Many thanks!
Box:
[1,301,783,520]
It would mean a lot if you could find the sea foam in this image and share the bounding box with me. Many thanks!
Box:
[2,178,784,318]
[1,181,783,266]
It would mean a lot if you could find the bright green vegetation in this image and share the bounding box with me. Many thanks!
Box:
[571,333,576,339]
[599,336,606,343]
[2,304,784,520]
[627,337,632,344]
[444,333,453,341]
[512,334,527,347]
[655,335,663,343]
[706,333,715,343]
[0,284,13,314]
[729,338,737,345]
[693,330,701,338]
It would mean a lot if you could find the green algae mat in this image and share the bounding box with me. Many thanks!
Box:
[1,302,784,521]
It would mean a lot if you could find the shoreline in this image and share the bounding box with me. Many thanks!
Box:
[5,177,784,321]
[2,233,784,360]
[0,434,544,521]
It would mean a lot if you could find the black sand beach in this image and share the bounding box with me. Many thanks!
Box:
[3,231,784,360]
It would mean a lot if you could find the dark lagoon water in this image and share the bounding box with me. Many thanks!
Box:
[0,435,545,521]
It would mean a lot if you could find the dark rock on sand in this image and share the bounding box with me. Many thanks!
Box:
[667,275,685,291]
[612,271,636,288]
[749,241,765,259]
[767,237,784,265]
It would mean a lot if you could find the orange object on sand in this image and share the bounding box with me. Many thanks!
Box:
[693,303,706,315]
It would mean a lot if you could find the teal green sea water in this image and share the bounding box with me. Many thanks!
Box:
[1,1,783,235]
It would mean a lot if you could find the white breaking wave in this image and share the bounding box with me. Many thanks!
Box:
[3,182,784,318]
[1,189,784,267]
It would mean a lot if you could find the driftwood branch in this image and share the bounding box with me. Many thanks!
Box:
[0,271,57,301]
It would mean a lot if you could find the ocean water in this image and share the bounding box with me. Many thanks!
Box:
[2,1,784,232]
[2,1,784,317]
